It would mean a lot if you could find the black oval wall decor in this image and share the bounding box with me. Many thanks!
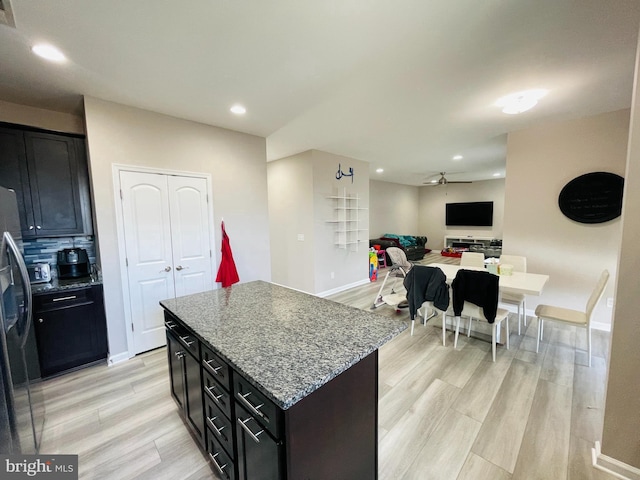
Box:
[558,172,624,224]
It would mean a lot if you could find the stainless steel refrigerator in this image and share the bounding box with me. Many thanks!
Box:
[0,186,45,454]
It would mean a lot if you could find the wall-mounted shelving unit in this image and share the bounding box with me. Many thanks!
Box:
[327,188,367,251]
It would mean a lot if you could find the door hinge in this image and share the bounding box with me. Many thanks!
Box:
[125,258,129,267]
[210,249,212,257]
[120,189,123,200]
[131,323,134,332]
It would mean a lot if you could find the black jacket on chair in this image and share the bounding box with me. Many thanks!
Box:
[452,269,499,323]
[403,265,450,319]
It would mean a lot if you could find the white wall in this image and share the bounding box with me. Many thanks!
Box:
[268,152,315,293]
[312,150,369,294]
[369,180,419,238]
[84,97,271,361]
[418,179,505,251]
[503,109,629,328]
[0,99,84,134]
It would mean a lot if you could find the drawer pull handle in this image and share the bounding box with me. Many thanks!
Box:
[208,452,228,476]
[179,335,194,347]
[237,416,264,443]
[207,416,225,437]
[204,359,223,375]
[206,385,224,403]
[165,321,177,330]
[175,351,185,359]
[53,295,77,302]
[238,392,265,418]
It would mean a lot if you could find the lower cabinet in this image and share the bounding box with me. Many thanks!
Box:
[164,310,378,480]
[33,284,108,377]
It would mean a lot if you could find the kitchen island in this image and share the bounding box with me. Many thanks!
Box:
[160,280,406,480]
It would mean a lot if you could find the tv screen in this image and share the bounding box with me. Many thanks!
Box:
[446,201,493,226]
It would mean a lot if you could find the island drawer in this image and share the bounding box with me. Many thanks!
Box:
[201,344,231,391]
[205,396,235,460]
[165,317,199,358]
[234,375,282,439]
[203,369,233,419]
[207,434,236,480]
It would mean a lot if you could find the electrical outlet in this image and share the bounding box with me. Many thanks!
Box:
[330,272,335,279]
[297,233,304,241]
[607,297,614,308]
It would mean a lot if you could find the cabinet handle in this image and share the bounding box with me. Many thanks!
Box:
[179,335,194,347]
[176,265,188,271]
[165,321,176,330]
[175,351,185,359]
[205,385,224,403]
[36,225,41,230]
[52,295,77,302]
[206,416,225,436]
[29,225,34,230]
[204,359,223,375]
[238,391,265,418]
[237,416,264,443]
[38,318,43,323]
[208,452,228,476]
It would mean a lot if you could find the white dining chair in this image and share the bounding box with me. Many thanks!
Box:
[535,269,609,367]
[454,302,509,362]
[499,254,527,335]
[416,301,450,345]
[460,251,485,268]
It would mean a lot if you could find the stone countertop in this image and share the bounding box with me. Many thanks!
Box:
[160,280,406,410]
[31,272,103,295]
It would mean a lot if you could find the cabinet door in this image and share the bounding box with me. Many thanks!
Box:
[23,131,85,236]
[0,127,35,233]
[33,302,105,377]
[184,348,205,447]
[236,404,283,480]
[166,332,185,409]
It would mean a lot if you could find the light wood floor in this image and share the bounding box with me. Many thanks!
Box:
[39,253,615,479]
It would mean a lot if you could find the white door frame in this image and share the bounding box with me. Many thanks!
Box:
[112,164,216,360]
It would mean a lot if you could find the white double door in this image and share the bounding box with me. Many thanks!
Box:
[120,171,213,354]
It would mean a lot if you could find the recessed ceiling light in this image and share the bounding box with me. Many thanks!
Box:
[452,155,463,160]
[493,173,501,177]
[376,168,384,173]
[230,105,246,115]
[31,43,66,62]
[496,89,548,114]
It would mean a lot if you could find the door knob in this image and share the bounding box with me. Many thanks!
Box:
[176,265,188,271]
[161,266,172,273]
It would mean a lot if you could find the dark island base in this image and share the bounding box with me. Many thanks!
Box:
[285,351,378,480]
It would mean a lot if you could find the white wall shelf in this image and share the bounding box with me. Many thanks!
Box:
[328,188,368,250]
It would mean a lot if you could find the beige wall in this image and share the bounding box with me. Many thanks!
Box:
[84,97,271,360]
[418,179,505,251]
[600,33,640,469]
[369,180,419,238]
[0,99,84,134]
[267,152,315,293]
[503,110,628,328]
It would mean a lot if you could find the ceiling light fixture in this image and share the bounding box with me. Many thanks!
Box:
[496,89,548,114]
[493,173,501,177]
[230,104,246,115]
[31,43,66,62]
[452,155,463,160]
[376,168,384,173]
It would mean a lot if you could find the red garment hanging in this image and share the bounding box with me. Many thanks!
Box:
[215,221,240,288]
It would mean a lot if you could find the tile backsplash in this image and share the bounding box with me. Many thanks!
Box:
[23,236,97,277]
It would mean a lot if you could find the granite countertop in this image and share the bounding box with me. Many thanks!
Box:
[31,272,103,294]
[160,280,407,410]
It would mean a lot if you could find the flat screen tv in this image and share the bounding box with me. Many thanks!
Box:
[446,201,493,226]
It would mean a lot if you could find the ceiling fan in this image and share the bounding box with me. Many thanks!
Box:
[423,172,472,186]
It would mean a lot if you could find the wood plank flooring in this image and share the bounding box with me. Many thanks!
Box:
[38,252,616,479]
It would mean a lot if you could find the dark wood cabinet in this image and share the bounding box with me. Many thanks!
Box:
[165,323,204,448]
[163,310,379,480]
[0,124,93,237]
[33,284,108,377]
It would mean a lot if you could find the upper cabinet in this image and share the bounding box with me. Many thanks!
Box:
[0,125,93,238]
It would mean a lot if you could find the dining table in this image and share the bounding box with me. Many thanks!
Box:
[426,262,550,343]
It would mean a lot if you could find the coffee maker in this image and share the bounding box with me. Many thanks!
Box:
[57,248,90,279]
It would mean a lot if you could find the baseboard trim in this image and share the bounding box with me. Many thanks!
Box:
[108,351,131,366]
[592,441,640,480]
[316,278,371,298]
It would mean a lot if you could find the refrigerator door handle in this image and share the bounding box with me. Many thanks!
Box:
[3,232,32,349]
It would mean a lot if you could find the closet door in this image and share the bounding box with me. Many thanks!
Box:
[120,171,175,354]
[168,176,213,297]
